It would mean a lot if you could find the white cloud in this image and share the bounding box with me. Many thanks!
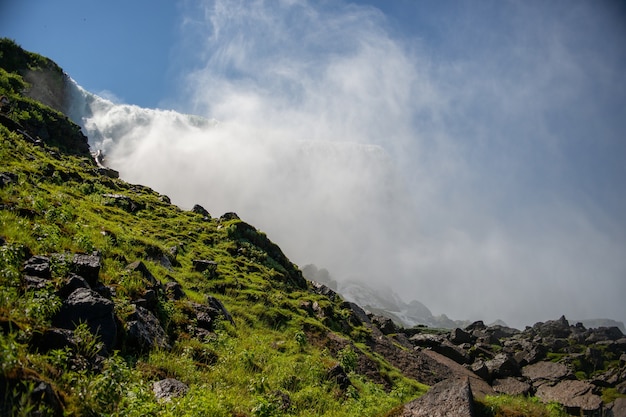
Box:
[77,0,626,328]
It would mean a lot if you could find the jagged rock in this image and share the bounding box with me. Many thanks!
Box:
[206,296,234,325]
[126,260,161,289]
[485,325,519,340]
[153,378,189,401]
[57,274,90,298]
[192,259,218,275]
[102,193,144,213]
[29,380,64,416]
[510,339,548,366]
[529,315,572,339]
[371,315,398,335]
[126,305,170,353]
[164,280,185,300]
[410,333,446,349]
[327,364,351,390]
[71,253,102,286]
[606,397,626,417]
[434,340,471,365]
[450,327,474,344]
[191,204,211,219]
[418,350,494,398]
[484,353,520,381]
[471,360,490,381]
[52,287,117,352]
[22,275,49,290]
[535,379,602,415]
[310,280,338,301]
[586,326,625,343]
[401,377,474,417]
[23,255,51,278]
[465,320,487,332]
[521,361,573,387]
[220,212,240,221]
[341,301,372,327]
[492,377,532,396]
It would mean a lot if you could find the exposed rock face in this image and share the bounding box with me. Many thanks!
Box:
[401,378,474,417]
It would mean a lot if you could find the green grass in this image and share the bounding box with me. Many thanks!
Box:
[475,395,568,417]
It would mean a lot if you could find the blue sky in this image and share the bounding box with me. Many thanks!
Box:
[2,1,626,327]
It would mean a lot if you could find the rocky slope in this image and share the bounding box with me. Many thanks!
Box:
[1,39,625,416]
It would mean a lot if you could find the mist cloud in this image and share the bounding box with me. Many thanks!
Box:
[77,0,626,329]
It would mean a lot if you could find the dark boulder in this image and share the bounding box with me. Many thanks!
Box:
[71,253,101,286]
[125,305,170,353]
[340,302,372,328]
[327,364,351,390]
[192,259,218,275]
[57,274,90,298]
[164,280,185,300]
[220,212,240,221]
[23,255,51,279]
[371,315,398,335]
[52,287,117,353]
[450,327,474,345]
[484,353,520,381]
[191,204,211,219]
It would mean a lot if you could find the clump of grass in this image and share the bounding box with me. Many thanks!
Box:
[475,395,568,417]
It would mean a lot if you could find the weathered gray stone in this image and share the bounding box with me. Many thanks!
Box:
[492,377,532,396]
[606,397,626,417]
[521,361,573,387]
[484,353,520,381]
[153,378,189,401]
[536,379,602,415]
[401,378,474,417]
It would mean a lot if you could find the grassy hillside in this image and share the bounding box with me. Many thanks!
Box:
[0,39,428,416]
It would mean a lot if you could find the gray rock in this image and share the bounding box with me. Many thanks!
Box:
[327,364,351,390]
[484,353,520,381]
[401,377,474,417]
[492,377,532,396]
[606,397,626,417]
[535,379,602,415]
[310,281,339,301]
[153,378,189,401]
[521,361,573,387]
